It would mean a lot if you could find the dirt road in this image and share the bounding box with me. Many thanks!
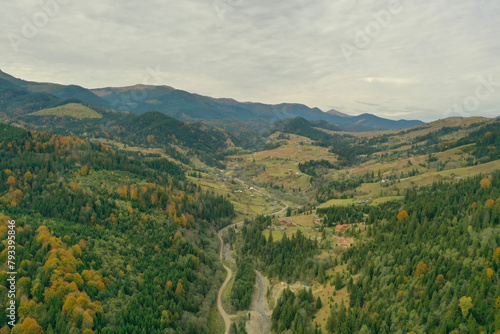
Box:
[216,182,289,334]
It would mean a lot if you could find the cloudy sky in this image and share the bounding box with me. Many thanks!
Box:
[2,0,499,121]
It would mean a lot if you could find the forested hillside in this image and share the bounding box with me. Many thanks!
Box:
[0,123,235,333]
[326,173,500,333]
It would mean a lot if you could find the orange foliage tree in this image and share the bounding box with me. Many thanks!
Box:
[397,210,409,221]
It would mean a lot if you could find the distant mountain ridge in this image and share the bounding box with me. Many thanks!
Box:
[0,70,424,131]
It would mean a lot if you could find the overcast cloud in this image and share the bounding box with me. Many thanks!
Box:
[1,0,499,121]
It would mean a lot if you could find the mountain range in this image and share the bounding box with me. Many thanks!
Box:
[0,70,423,131]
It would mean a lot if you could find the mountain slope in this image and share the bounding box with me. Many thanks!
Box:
[0,70,110,108]
[0,70,424,131]
[0,122,235,333]
[93,84,424,130]
[109,111,233,154]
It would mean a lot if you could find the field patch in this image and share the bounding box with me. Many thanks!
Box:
[30,103,103,119]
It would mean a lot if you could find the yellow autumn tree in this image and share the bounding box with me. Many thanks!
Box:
[487,268,494,281]
[12,317,44,334]
[6,176,15,188]
[459,296,473,318]
[480,178,491,189]
[24,171,32,182]
[485,199,495,208]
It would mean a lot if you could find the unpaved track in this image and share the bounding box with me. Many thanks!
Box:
[216,178,289,334]
[217,232,233,334]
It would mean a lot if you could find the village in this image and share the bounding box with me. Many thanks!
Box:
[262,211,356,249]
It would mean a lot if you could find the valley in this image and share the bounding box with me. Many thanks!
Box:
[0,70,499,334]
[189,117,500,333]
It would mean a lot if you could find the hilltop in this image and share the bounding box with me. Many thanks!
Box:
[0,70,424,132]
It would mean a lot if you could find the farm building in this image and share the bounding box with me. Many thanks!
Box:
[335,224,349,231]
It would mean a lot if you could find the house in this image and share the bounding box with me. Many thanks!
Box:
[336,224,349,230]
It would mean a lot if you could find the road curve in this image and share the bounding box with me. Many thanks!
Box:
[217,234,233,334]
[217,222,243,334]
[216,185,289,334]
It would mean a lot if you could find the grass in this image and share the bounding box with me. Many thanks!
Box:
[30,103,102,119]
[228,133,335,190]
[222,261,237,314]
[263,229,286,242]
[207,304,225,334]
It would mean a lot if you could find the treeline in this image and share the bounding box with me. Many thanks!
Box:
[315,173,377,203]
[298,159,336,177]
[326,173,500,333]
[230,260,256,310]
[239,216,319,281]
[271,288,321,334]
[317,205,366,226]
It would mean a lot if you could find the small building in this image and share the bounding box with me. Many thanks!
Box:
[336,224,349,231]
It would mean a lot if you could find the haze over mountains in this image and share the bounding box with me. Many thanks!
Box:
[0,70,424,132]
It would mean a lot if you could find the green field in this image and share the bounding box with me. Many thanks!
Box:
[30,103,103,119]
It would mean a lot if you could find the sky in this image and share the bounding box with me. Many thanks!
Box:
[1,0,500,122]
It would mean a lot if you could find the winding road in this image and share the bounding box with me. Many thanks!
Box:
[216,190,289,334]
